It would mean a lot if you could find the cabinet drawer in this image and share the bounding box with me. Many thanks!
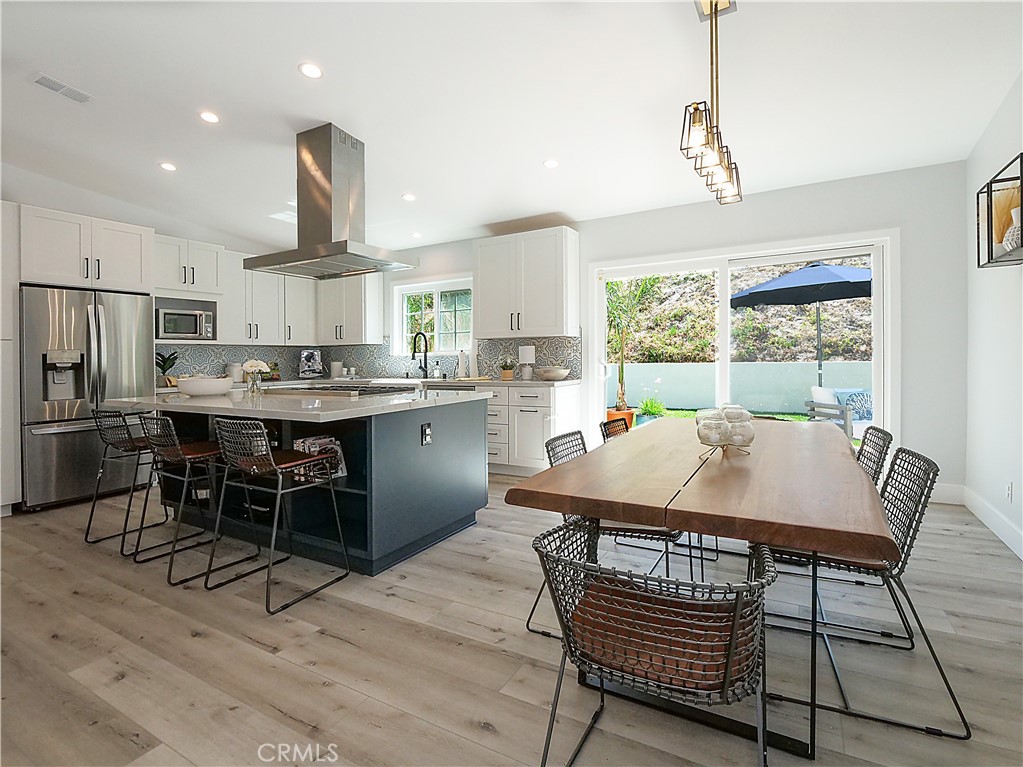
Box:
[477,386,509,405]
[510,387,551,407]
[486,443,509,464]
[485,423,509,444]
[486,404,508,425]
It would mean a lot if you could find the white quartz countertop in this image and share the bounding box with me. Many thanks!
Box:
[106,389,494,423]
[155,377,581,394]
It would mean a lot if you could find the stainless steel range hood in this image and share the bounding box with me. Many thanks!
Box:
[245,123,418,279]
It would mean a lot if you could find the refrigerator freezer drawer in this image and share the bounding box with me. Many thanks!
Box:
[21,422,141,510]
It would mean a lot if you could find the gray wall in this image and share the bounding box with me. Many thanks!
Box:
[578,161,969,489]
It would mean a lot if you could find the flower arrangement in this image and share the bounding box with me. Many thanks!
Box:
[499,355,516,380]
[242,359,270,394]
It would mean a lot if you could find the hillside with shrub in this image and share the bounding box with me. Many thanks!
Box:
[607,257,872,363]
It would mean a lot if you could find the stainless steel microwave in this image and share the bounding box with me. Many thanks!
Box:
[155,299,216,340]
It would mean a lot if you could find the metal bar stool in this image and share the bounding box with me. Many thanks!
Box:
[86,409,164,552]
[135,414,240,585]
[205,417,351,615]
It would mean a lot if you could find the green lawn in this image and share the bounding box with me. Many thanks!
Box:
[663,409,809,422]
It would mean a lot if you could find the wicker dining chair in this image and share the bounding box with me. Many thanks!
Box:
[85,409,164,552]
[769,447,971,741]
[856,425,893,486]
[599,417,630,443]
[205,417,351,614]
[535,519,777,767]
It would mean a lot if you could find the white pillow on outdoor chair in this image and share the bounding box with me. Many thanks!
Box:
[810,386,839,405]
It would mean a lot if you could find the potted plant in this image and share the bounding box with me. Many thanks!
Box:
[499,356,516,381]
[155,350,178,387]
[635,396,667,427]
[605,276,659,428]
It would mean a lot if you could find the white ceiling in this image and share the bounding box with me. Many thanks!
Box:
[2,2,1020,253]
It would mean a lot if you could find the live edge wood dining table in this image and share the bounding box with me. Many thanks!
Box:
[505,417,899,760]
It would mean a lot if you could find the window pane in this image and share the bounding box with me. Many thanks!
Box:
[405,293,422,314]
[438,332,455,351]
[440,311,455,333]
[424,292,434,310]
[404,335,415,354]
[426,335,435,352]
[456,311,470,332]
[406,315,421,334]
[440,291,456,311]
[456,332,471,349]
[424,315,435,333]
[455,289,471,310]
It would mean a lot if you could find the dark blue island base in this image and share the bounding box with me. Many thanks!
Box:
[165,398,488,576]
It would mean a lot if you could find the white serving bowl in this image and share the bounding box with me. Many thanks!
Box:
[533,367,571,381]
[176,376,234,396]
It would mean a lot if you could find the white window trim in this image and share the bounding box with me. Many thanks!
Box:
[390,275,473,356]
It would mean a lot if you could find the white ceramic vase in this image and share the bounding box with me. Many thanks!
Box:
[1003,207,1021,252]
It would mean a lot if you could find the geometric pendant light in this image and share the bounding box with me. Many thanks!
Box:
[680,0,743,204]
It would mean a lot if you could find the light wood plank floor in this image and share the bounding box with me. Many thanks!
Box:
[2,475,1021,766]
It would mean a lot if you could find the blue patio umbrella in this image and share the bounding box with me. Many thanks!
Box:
[730,262,872,386]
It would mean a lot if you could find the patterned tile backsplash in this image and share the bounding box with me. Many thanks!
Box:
[158,336,582,381]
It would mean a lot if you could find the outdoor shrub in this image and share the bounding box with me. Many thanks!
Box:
[637,397,668,417]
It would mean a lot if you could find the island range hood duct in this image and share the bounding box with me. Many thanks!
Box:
[245,123,418,279]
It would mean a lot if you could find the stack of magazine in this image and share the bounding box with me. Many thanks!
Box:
[292,436,346,481]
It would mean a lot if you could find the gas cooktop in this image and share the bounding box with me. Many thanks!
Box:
[312,384,417,396]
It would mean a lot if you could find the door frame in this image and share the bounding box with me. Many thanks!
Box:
[585,229,901,448]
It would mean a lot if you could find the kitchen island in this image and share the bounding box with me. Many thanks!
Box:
[106,387,492,575]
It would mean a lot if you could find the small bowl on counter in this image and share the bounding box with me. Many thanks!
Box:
[532,367,571,381]
[176,376,234,396]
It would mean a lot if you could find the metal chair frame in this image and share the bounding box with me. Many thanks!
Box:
[598,417,630,442]
[535,519,777,767]
[85,409,164,551]
[767,447,971,742]
[134,415,229,584]
[204,417,351,614]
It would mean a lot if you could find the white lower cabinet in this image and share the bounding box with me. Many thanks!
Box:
[508,405,551,467]
[481,384,580,473]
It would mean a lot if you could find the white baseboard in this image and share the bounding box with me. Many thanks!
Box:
[931,482,964,505]
[963,487,1023,560]
[1,504,13,518]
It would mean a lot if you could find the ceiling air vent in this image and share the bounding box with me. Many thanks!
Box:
[33,72,94,104]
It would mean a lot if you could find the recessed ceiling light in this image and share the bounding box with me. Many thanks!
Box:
[411,232,422,239]
[543,159,560,169]
[199,111,220,124]
[401,193,416,202]
[298,62,323,79]
[159,162,177,172]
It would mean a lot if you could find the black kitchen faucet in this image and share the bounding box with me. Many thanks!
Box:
[411,331,429,377]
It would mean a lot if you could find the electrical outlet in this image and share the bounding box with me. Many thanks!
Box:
[1007,482,1014,503]
[421,423,432,446]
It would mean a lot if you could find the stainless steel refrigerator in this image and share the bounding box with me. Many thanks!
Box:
[20,286,154,509]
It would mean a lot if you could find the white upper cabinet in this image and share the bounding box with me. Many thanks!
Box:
[91,218,151,293]
[246,270,285,346]
[473,226,579,339]
[316,273,382,346]
[218,251,284,345]
[20,206,152,293]
[153,235,223,295]
[284,276,317,346]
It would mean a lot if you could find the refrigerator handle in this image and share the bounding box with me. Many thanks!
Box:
[87,303,100,402]
[97,303,108,403]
